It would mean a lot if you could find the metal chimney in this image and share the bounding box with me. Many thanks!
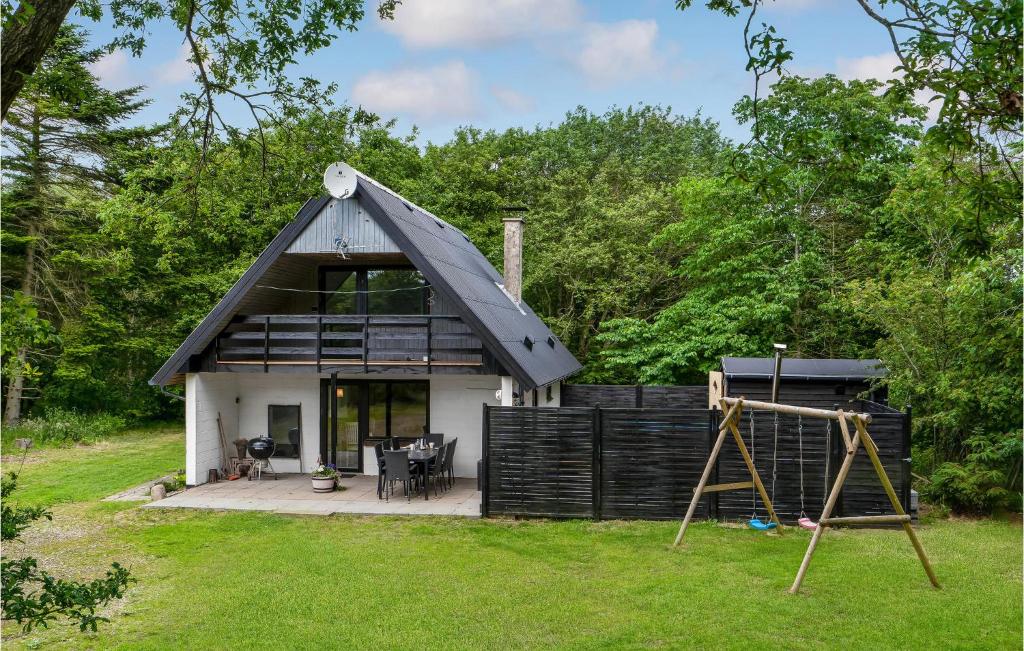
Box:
[502,208,526,303]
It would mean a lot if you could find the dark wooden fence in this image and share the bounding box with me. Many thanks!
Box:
[482,401,909,522]
[561,384,708,410]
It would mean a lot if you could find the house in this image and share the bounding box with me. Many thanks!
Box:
[714,357,888,409]
[150,165,582,486]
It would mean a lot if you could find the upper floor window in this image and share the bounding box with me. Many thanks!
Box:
[319,267,429,315]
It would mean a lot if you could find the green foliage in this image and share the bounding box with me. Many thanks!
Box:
[3,409,127,447]
[676,0,1022,162]
[923,432,1023,514]
[0,473,132,633]
[0,291,55,388]
[160,470,186,493]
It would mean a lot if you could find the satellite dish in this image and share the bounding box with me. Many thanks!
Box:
[323,162,358,199]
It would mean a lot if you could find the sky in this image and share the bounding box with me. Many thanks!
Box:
[76,0,904,146]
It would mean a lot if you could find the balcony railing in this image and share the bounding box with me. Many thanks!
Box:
[215,314,483,373]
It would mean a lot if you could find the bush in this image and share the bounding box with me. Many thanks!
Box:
[921,431,1023,514]
[161,470,186,493]
[4,409,126,447]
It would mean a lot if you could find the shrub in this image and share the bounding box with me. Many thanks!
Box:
[4,409,126,446]
[161,470,186,493]
[921,431,1023,514]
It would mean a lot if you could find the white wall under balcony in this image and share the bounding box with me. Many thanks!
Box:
[185,372,512,485]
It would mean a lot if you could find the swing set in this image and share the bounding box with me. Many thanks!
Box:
[674,396,941,595]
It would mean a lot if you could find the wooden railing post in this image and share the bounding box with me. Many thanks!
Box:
[426,316,432,375]
[315,315,322,373]
[263,316,270,373]
[363,315,369,374]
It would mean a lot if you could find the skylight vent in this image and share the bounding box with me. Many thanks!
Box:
[523,336,534,350]
[402,200,414,211]
[547,336,556,349]
[433,218,445,228]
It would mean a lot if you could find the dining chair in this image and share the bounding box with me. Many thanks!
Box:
[445,438,458,489]
[426,443,447,496]
[382,449,416,502]
[374,442,386,499]
[425,433,444,448]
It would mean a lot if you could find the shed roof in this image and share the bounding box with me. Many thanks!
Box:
[149,170,582,389]
[721,357,886,381]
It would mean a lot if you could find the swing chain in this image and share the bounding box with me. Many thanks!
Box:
[749,410,757,517]
[824,418,832,507]
[797,414,805,517]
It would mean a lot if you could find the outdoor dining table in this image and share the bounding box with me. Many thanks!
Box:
[407,447,438,501]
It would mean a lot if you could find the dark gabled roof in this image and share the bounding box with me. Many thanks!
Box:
[149,196,330,387]
[721,357,887,381]
[149,171,582,389]
[355,176,581,390]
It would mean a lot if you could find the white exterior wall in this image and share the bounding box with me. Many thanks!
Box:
[185,373,238,485]
[185,372,505,484]
[428,375,501,478]
[233,375,322,474]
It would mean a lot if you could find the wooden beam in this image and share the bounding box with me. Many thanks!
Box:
[674,399,743,546]
[722,398,783,532]
[820,514,911,526]
[702,481,755,493]
[721,397,872,424]
[789,423,862,594]
[852,416,940,589]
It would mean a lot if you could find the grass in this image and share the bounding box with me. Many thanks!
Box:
[1,424,183,506]
[2,427,1021,650]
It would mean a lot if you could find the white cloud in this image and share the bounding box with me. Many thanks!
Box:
[836,52,902,83]
[836,52,941,122]
[88,50,132,88]
[380,0,581,48]
[490,85,535,113]
[573,20,665,86]
[352,61,479,122]
[154,44,194,85]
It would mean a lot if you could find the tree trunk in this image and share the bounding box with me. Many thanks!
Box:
[4,226,37,426]
[4,104,43,426]
[1,0,78,121]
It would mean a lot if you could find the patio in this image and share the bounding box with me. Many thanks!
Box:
[145,474,481,517]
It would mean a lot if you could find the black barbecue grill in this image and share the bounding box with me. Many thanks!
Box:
[246,436,277,480]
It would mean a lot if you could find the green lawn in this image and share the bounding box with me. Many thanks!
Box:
[1,425,184,506]
[2,428,1021,650]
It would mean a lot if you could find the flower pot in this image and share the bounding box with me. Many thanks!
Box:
[311,476,336,493]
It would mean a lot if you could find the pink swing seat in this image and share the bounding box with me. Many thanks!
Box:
[797,517,818,531]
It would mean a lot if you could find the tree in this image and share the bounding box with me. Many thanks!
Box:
[598,77,925,381]
[1,25,157,425]
[1,0,398,161]
[1,472,132,632]
[405,106,728,376]
[675,0,1022,165]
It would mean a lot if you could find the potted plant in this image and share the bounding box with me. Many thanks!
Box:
[311,464,337,493]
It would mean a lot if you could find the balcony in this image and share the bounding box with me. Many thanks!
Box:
[214,314,484,373]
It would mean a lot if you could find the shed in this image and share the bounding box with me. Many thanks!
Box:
[720,357,888,409]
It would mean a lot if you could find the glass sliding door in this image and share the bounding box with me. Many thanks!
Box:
[321,379,429,473]
[322,380,363,472]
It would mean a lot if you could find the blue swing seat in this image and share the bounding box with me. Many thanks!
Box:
[747,518,777,531]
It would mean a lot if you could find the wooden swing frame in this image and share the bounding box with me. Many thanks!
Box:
[673,396,941,595]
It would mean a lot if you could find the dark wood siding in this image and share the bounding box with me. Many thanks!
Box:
[562,384,708,409]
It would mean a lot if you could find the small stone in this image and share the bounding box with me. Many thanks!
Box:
[150,484,167,501]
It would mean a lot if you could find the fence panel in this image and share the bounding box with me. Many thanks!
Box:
[484,406,595,518]
[599,408,710,520]
[562,384,708,409]
[483,400,908,522]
